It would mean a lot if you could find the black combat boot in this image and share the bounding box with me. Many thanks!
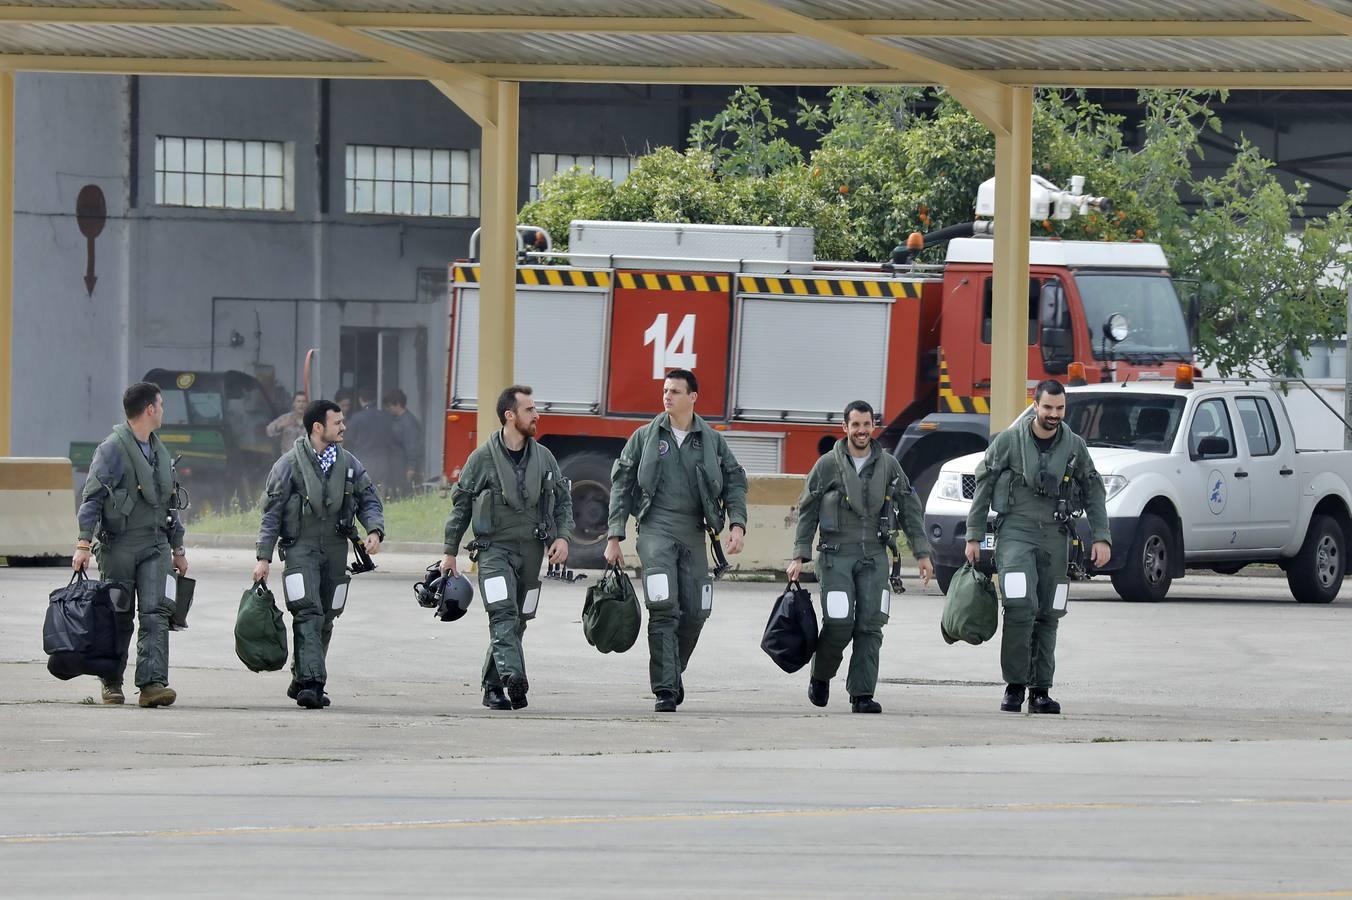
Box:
[506,675,529,710]
[1001,684,1026,712]
[654,691,679,712]
[850,695,882,714]
[295,682,325,710]
[1028,688,1061,715]
[289,679,329,707]
[675,674,685,707]
[482,686,511,710]
[808,677,830,708]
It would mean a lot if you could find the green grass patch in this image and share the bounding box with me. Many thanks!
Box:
[188,491,452,542]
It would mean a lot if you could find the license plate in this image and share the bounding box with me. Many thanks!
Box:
[981,533,996,551]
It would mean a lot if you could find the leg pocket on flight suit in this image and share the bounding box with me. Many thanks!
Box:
[1047,581,1070,619]
[642,571,676,613]
[160,571,179,617]
[873,589,891,628]
[282,569,318,615]
[694,578,713,621]
[1000,570,1032,610]
[520,583,542,621]
[327,575,352,620]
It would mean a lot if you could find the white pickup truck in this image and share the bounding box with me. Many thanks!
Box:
[923,377,1352,603]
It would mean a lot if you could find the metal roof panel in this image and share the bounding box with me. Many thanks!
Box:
[369,28,881,68]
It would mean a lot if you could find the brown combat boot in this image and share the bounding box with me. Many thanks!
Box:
[100,680,125,705]
[138,683,177,708]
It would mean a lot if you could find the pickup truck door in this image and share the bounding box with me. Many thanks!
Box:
[1186,397,1251,552]
[1233,394,1301,550]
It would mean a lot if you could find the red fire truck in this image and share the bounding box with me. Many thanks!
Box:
[444,182,1195,565]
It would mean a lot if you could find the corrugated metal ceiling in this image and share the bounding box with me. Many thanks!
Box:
[0,0,1350,87]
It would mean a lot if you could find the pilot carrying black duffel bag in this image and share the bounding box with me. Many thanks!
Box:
[43,570,125,681]
[760,580,819,673]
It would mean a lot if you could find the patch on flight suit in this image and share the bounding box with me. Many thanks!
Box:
[483,575,510,605]
[1003,571,1028,599]
[284,572,306,602]
[825,590,849,619]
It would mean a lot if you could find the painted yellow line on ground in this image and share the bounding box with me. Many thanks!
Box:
[4,796,1350,845]
[1135,886,1352,891]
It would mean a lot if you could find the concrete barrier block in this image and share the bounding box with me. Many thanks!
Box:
[0,458,76,560]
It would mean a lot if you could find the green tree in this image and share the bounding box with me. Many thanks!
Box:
[520,86,1352,377]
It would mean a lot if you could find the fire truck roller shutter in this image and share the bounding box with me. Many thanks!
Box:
[734,295,890,422]
[451,282,608,413]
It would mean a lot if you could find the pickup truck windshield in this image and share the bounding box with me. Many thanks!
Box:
[1065,394,1185,453]
[1075,273,1191,363]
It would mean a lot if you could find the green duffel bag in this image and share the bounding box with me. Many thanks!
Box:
[940,563,999,646]
[234,581,289,672]
[581,565,641,654]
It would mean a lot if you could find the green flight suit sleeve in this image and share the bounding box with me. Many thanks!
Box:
[718,438,749,531]
[255,456,292,562]
[1075,441,1111,545]
[606,432,642,540]
[550,455,575,544]
[168,507,186,550]
[791,458,828,561]
[442,452,484,554]
[894,469,932,559]
[965,433,1007,537]
[351,458,385,540]
[77,440,121,542]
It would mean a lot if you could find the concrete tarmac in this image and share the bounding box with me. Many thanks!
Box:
[2,549,1350,898]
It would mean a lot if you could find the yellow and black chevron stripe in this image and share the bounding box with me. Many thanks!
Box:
[937,349,991,414]
[737,275,921,299]
[453,266,611,288]
[615,272,731,293]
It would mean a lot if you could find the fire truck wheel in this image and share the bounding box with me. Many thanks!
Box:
[909,462,944,506]
[560,451,618,569]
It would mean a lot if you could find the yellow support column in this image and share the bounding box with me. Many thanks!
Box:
[475,81,518,446]
[988,86,1033,435]
[0,72,13,456]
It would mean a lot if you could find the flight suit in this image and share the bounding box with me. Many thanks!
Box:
[443,431,574,693]
[966,419,1109,690]
[792,440,932,699]
[607,413,748,700]
[256,437,384,692]
[77,423,184,690]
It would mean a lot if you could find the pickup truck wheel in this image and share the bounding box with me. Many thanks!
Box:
[559,451,616,570]
[1110,513,1173,602]
[934,564,957,595]
[1287,514,1345,604]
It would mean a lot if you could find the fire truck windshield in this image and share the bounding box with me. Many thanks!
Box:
[1075,272,1191,363]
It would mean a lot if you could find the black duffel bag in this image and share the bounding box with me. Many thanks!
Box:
[760,580,819,673]
[43,570,125,681]
[581,565,641,654]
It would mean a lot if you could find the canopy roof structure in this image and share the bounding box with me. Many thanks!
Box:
[0,0,1349,91]
[2,0,1351,451]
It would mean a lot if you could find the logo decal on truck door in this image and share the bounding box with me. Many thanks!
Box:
[1207,469,1227,515]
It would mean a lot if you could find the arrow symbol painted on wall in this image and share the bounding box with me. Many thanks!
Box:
[76,185,107,297]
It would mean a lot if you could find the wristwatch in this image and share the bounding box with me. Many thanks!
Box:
[172,546,186,558]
